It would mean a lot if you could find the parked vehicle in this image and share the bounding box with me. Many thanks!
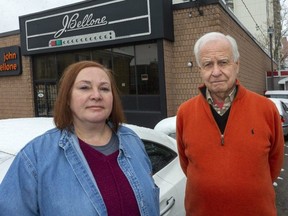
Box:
[0,117,186,216]
[265,90,288,99]
[155,99,288,139]
[154,116,176,139]
[265,90,288,106]
[268,98,288,137]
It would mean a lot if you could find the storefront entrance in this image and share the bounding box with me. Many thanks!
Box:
[35,81,57,117]
[33,42,166,128]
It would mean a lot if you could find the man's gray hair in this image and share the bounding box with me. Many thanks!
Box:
[194,32,240,66]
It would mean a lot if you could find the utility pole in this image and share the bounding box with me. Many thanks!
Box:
[268,26,274,90]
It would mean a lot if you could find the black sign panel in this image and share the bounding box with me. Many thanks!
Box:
[19,0,173,55]
[0,46,22,76]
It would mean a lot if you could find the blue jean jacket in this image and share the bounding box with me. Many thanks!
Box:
[0,125,160,216]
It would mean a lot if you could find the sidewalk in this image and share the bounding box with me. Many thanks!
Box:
[275,142,288,216]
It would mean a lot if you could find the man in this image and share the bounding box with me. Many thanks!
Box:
[176,32,284,216]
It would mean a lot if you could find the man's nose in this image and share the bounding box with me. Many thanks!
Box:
[211,63,222,76]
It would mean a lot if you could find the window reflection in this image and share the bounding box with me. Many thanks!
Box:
[135,44,159,95]
[33,54,56,80]
[91,49,112,69]
[111,47,134,95]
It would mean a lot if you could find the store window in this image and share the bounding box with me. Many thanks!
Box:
[111,44,159,96]
[135,44,159,95]
[33,54,56,80]
[33,42,160,117]
[91,49,112,69]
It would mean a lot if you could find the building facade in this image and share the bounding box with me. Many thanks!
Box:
[0,0,274,128]
[222,0,281,49]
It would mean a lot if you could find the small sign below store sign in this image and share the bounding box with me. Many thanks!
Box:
[0,46,22,76]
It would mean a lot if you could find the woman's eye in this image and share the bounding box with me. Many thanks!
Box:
[79,85,90,90]
[100,87,110,92]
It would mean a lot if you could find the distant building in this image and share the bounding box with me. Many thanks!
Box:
[224,1,281,54]
[281,37,288,69]
[222,0,285,89]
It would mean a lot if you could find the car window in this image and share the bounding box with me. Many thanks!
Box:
[143,140,177,174]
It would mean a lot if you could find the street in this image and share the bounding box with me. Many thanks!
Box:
[275,141,288,216]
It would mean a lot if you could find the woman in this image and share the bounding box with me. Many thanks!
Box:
[0,61,160,216]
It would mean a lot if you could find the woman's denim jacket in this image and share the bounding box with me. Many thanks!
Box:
[0,125,160,216]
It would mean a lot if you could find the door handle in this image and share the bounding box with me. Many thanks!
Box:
[160,196,175,216]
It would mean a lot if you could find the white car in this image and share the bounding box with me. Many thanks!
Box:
[0,117,186,216]
[268,98,288,137]
[265,90,288,99]
[265,91,288,107]
[155,105,288,139]
[154,116,176,139]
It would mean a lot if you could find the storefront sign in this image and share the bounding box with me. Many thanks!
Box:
[19,0,173,55]
[0,46,22,76]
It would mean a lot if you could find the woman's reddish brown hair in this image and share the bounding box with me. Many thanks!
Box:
[53,60,126,132]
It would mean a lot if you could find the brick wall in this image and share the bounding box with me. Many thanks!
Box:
[0,32,34,119]
[165,4,272,116]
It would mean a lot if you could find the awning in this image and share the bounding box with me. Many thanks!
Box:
[278,77,288,84]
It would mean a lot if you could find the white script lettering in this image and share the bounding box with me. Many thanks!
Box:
[54,13,108,38]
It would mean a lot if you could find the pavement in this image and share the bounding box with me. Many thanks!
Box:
[275,141,288,216]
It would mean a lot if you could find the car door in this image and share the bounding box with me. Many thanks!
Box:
[143,140,186,216]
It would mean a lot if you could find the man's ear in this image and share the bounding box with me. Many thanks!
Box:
[235,60,240,74]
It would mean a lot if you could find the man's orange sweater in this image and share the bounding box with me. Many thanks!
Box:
[177,83,284,216]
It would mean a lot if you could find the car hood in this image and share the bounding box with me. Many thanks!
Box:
[0,117,55,155]
[0,117,177,155]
